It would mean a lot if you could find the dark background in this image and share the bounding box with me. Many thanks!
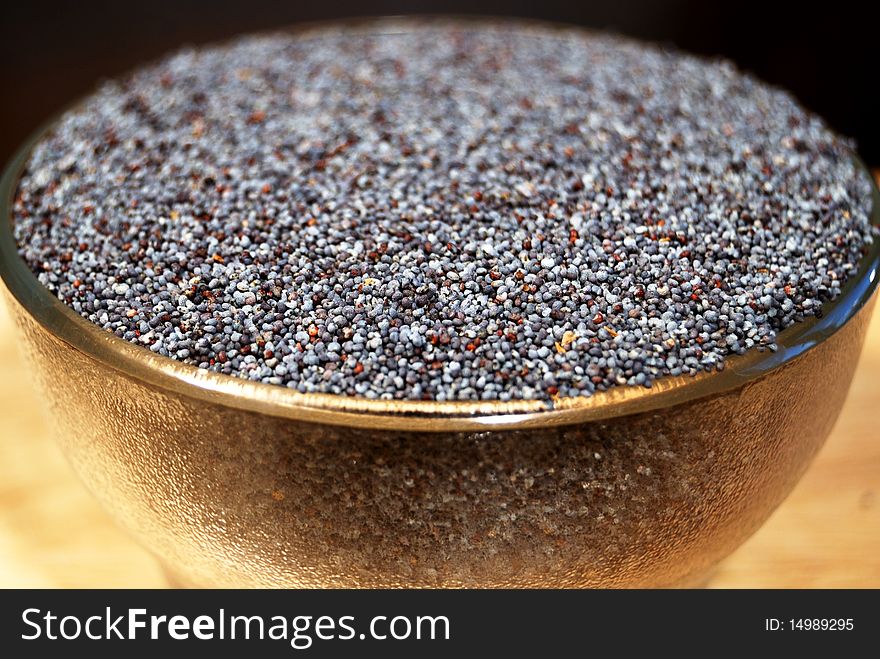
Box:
[1,1,876,165]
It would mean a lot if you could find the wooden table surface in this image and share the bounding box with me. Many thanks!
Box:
[0,287,878,588]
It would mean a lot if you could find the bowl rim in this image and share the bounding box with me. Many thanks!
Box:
[2,20,879,432]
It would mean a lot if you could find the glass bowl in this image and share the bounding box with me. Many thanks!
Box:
[1,40,878,586]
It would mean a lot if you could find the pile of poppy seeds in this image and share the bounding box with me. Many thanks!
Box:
[12,21,876,403]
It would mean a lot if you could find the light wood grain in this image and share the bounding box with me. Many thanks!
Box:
[0,293,877,589]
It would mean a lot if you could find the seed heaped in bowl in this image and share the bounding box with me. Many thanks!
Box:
[11,22,876,403]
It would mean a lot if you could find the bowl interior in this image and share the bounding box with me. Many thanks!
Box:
[1,85,878,432]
